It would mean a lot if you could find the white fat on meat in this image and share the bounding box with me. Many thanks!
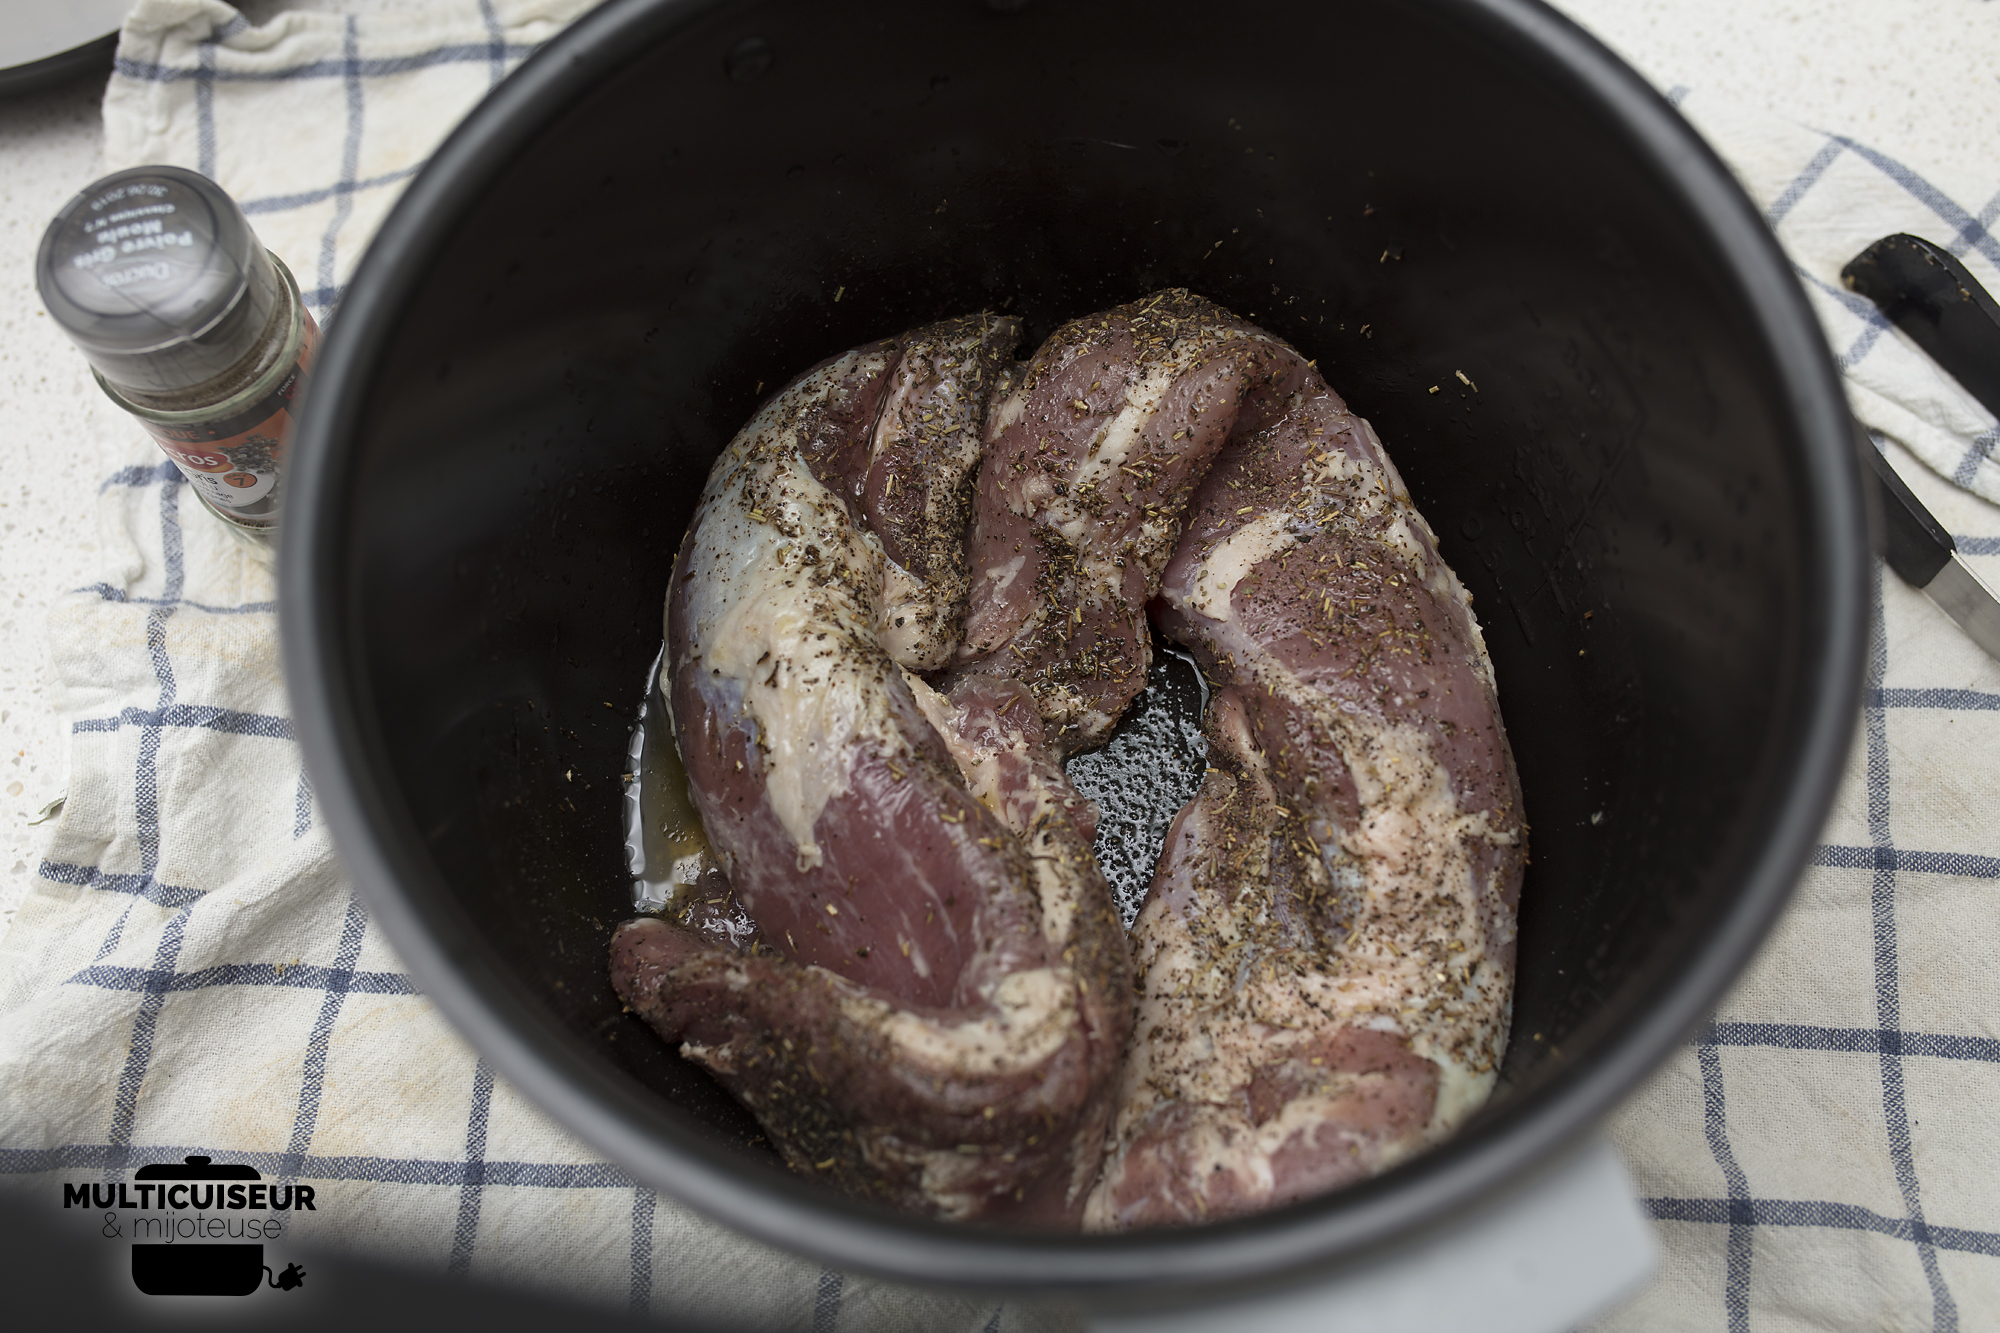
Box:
[858,966,1078,1078]
[1185,509,1301,624]
[981,553,1027,596]
[679,353,904,871]
[876,557,932,666]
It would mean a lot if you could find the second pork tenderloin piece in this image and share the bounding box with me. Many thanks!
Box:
[1086,348,1527,1230]
[611,313,1130,1223]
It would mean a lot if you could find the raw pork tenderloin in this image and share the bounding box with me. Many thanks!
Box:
[610,294,1524,1231]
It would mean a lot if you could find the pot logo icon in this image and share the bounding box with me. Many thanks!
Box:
[123,1155,307,1297]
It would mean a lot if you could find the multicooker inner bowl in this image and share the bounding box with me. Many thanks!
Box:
[280,0,1867,1299]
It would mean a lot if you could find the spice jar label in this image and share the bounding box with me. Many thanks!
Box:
[136,312,319,524]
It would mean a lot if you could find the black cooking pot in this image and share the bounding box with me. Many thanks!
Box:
[280,0,1867,1303]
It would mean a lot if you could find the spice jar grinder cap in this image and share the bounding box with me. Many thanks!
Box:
[35,164,283,398]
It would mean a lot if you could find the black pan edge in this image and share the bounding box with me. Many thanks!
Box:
[0,31,117,101]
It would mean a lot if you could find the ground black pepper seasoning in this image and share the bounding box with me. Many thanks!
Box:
[34,165,318,541]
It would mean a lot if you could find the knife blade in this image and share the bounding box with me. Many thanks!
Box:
[1842,234,2000,663]
[1861,430,2000,661]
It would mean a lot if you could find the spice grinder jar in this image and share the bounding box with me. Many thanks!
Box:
[37,164,316,537]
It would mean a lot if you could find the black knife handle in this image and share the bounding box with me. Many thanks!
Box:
[1864,433,1955,587]
[1842,234,2000,422]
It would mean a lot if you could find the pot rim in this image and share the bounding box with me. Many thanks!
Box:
[279,0,1868,1297]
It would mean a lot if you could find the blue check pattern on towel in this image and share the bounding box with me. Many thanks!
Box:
[0,5,1995,1330]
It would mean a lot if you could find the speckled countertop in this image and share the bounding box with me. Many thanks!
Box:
[1,0,1995,930]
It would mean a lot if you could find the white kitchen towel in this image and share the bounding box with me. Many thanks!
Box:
[0,3,1994,1331]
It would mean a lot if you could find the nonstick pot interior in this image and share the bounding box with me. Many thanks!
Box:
[281,0,1866,1299]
